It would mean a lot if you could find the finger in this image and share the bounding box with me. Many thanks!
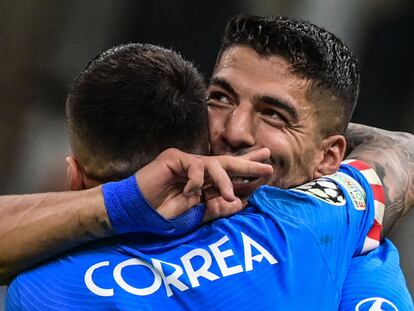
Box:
[203,159,235,202]
[238,147,271,162]
[136,149,205,209]
[203,197,243,223]
[182,157,205,195]
[157,193,201,219]
[210,156,273,178]
[164,150,205,195]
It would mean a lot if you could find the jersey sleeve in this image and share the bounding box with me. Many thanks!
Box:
[337,159,385,254]
[248,160,384,289]
[339,239,413,311]
[250,160,384,255]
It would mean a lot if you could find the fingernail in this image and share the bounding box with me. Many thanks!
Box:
[227,188,235,200]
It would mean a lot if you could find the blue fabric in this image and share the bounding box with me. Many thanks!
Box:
[103,175,206,235]
[339,239,413,311]
[6,165,382,310]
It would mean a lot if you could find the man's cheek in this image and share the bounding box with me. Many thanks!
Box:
[208,114,225,140]
[208,111,220,132]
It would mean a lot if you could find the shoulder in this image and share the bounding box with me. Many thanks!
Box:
[340,239,413,311]
[251,160,383,212]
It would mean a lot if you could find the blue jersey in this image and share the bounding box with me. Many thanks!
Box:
[340,239,413,311]
[6,162,383,310]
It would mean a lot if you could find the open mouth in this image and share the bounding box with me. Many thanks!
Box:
[231,176,260,184]
[230,176,265,199]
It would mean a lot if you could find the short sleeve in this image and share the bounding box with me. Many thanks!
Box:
[339,239,413,311]
[248,160,384,289]
[334,160,385,254]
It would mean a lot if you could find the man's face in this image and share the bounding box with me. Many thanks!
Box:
[208,46,323,199]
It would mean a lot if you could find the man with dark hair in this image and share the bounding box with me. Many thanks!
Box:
[5,22,413,310]
[2,15,412,280]
[1,15,413,309]
[66,43,210,185]
[64,42,269,230]
[0,42,274,281]
[209,14,358,191]
[207,14,413,308]
[208,14,412,232]
[6,42,283,307]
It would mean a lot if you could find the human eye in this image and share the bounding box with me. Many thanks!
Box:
[260,108,288,123]
[207,91,231,107]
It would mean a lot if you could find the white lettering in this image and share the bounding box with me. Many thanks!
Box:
[242,232,278,271]
[152,259,189,297]
[84,261,114,297]
[209,235,243,277]
[113,258,162,296]
[85,233,279,298]
[181,248,219,287]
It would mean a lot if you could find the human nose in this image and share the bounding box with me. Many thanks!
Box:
[221,106,255,150]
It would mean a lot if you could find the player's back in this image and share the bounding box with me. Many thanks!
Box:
[6,163,379,310]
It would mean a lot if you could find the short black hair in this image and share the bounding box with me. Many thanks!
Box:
[218,14,360,135]
[67,43,208,181]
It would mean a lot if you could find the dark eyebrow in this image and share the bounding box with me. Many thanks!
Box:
[254,95,299,122]
[210,77,299,122]
[209,77,239,101]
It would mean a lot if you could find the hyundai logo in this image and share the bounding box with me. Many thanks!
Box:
[355,297,398,311]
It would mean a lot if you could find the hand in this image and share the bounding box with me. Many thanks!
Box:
[135,148,273,219]
[201,148,274,222]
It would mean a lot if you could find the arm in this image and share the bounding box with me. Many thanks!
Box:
[345,123,414,234]
[0,148,272,284]
[0,188,111,284]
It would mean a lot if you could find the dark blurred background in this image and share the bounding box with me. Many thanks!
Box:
[1,0,413,306]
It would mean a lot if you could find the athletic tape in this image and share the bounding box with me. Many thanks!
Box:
[102,175,205,235]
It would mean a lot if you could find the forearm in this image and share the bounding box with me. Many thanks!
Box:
[0,187,113,284]
[0,149,272,284]
[345,123,414,234]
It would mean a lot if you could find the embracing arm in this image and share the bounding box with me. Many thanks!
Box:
[0,148,272,284]
[0,188,112,284]
[345,123,414,234]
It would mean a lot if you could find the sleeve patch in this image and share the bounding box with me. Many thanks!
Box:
[341,159,385,254]
[293,178,346,206]
[326,172,367,210]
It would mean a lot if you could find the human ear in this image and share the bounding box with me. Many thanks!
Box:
[66,156,86,191]
[314,135,346,178]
